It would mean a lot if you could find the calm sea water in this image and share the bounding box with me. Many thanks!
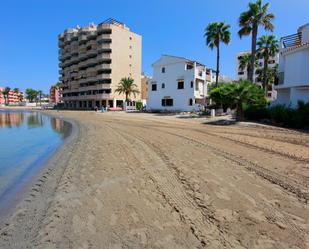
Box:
[0,110,71,214]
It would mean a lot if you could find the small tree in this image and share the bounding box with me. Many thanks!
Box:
[1,87,11,105]
[115,77,140,103]
[210,81,266,121]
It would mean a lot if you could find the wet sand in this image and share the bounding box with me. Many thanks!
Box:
[1,111,308,249]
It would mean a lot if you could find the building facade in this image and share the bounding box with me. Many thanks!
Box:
[141,74,150,105]
[0,87,23,105]
[49,86,62,103]
[236,51,279,100]
[275,23,309,108]
[59,18,142,109]
[147,55,212,112]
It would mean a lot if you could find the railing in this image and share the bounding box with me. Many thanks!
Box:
[281,32,302,48]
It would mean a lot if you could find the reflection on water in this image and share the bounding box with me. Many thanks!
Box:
[0,111,70,138]
[0,110,71,215]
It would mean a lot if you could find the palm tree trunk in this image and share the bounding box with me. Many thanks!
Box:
[236,101,244,121]
[216,43,220,87]
[263,55,269,96]
[250,25,258,83]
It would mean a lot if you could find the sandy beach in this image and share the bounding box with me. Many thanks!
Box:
[0,111,308,249]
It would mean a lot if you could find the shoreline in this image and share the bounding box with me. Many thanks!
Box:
[0,110,79,247]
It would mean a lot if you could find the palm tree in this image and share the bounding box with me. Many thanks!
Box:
[209,81,266,121]
[204,22,231,86]
[238,0,275,82]
[115,77,140,103]
[25,88,38,103]
[257,35,279,95]
[238,53,258,81]
[1,87,11,105]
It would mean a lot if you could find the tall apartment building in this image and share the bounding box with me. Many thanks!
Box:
[58,18,142,109]
[236,51,279,100]
[49,85,62,104]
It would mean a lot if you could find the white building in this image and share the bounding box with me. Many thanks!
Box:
[147,55,213,112]
[275,23,309,108]
[236,51,279,100]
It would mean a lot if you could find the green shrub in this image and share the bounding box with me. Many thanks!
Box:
[244,105,269,121]
[244,101,309,129]
[136,101,143,111]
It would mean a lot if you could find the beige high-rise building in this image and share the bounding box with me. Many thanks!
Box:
[58,18,142,109]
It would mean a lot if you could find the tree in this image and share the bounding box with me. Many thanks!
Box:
[204,22,231,86]
[115,77,140,103]
[25,88,38,103]
[1,87,11,105]
[238,53,258,81]
[238,0,275,82]
[210,81,266,121]
[37,90,43,106]
[257,35,279,95]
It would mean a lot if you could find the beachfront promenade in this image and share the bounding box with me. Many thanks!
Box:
[0,111,308,248]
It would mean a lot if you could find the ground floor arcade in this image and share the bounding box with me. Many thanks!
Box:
[63,99,125,110]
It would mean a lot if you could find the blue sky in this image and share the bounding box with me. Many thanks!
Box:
[0,0,308,93]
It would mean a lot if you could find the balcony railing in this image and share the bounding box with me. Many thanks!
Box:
[281,32,302,48]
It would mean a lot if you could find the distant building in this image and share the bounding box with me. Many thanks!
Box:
[59,18,142,109]
[147,55,213,112]
[141,74,150,105]
[236,51,279,100]
[0,87,23,105]
[49,85,62,103]
[275,23,309,107]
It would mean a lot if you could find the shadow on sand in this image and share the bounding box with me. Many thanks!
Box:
[202,118,238,126]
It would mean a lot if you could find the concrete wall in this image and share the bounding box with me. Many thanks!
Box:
[282,47,309,87]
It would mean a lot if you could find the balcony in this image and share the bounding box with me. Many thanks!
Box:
[98,43,111,50]
[97,74,111,80]
[96,64,111,70]
[97,53,111,61]
[281,32,302,48]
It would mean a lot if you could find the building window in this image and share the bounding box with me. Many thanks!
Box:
[189,98,193,106]
[162,67,165,73]
[162,98,173,106]
[152,84,157,91]
[177,81,184,89]
[129,37,132,40]
[238,71,244,75]
[129,55,132,58]
[269,60,275,64]
[162,83,165,89]
[186,64,193,70]
[198,71,203,77]
[190,81,193,88]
